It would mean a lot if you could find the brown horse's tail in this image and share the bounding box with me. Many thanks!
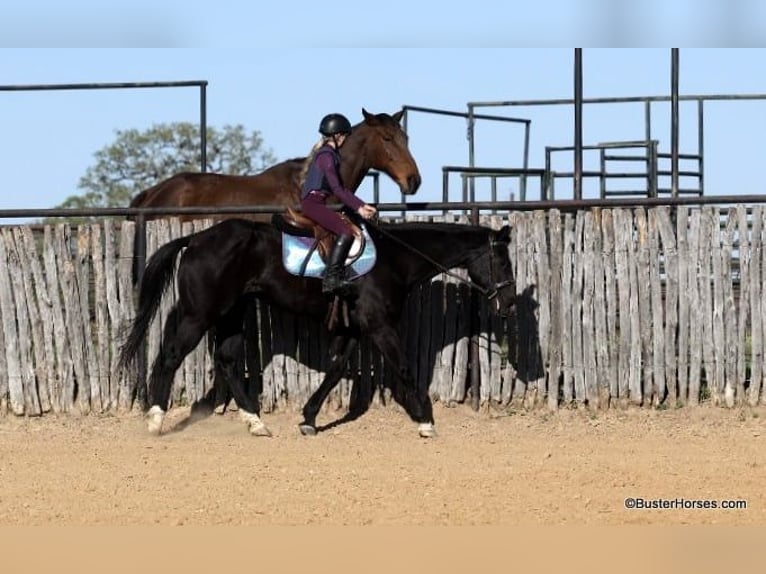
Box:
[118,233,193,373]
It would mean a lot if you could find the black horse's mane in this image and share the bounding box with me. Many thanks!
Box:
[376,220,486,231]
[369,220,492,242]
[252,217,493,242]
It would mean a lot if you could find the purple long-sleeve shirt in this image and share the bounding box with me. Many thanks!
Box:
[307,148,364,211]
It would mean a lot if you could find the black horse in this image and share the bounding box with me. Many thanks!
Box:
[118,218,518,438]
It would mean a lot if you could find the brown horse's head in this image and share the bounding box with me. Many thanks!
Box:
[343,108,421,195]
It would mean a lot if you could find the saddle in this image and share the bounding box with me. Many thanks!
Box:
[272,207,362,262]
[273,208,376,331]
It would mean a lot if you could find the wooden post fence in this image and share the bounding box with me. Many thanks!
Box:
[1,207,765,416]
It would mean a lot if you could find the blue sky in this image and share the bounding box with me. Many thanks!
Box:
[3,1,766,47]
[2,47,766,222]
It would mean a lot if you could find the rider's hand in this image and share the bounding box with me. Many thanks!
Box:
[357,204,377,220]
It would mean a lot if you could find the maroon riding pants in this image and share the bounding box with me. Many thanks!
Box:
[300,192,355,236]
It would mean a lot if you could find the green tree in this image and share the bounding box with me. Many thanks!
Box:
[54,122,278,211]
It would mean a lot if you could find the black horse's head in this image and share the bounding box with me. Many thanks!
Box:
[465,224,517,317]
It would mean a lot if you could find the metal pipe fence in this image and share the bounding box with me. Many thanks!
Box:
[0,80,209,173]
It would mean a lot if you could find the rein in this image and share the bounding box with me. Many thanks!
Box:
[369,222,513,300]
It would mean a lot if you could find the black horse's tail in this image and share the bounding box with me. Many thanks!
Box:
[118,233,193,371]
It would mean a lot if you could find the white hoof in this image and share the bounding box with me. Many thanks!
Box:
[239,411,272,437]
[147,406,165,435]
[418,422,437,438]
[249,422,273,437]
[299,424,317,436]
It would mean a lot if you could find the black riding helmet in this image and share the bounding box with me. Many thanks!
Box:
[319,113,352,136]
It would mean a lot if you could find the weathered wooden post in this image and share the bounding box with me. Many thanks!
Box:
[470,205,481,411]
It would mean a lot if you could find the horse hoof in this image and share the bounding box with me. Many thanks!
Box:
[249,423,273,437]
[299,424,317,436]
[146,406,165,435]
[418,423,437,438]
[239,411,271,436]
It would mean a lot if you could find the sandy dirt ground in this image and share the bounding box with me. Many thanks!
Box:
[0,402,764,526]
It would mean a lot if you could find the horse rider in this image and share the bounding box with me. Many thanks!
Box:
[300,113,378,296]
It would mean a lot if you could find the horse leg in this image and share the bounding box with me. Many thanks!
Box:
[345,338,378,421]
[215,328,271,437]
[244,297,263,417]
[146,307,208,435]
[299,335,358,435]
[369,326,436,438]
[347,367,374,421]
[212,324,233,414]
[211,296,260,415]
[211,306,243,415]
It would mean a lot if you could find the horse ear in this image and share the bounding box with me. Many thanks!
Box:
[362,108,376,124]
[496,225,511,243]
[392,109,404,124]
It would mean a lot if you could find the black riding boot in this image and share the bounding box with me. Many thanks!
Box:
[322,234,354,296]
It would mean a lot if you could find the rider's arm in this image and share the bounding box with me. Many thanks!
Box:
[316,152,365,211]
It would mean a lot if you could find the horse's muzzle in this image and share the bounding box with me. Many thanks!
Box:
[402,174,422,195]
[496,303,515,319]
[495,294,521,318]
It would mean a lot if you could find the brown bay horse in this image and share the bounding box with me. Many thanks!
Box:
[128,108,421,222]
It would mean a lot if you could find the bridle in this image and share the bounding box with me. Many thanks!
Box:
[485,237,515,301]
[371,222,515,302]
